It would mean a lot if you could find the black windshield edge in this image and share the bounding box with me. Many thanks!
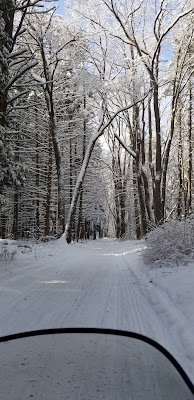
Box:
[0,327,193,394]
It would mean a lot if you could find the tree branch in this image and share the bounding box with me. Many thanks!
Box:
[152,7,194,68]
[5,60,38,91]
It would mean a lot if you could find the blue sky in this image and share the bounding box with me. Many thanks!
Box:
[55,0,65,15]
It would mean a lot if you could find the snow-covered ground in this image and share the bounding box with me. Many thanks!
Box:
[0,236,194,384]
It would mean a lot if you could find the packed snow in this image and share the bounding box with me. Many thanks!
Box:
[0,236,194,387]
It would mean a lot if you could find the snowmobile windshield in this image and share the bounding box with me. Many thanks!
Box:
[0,328,193,400]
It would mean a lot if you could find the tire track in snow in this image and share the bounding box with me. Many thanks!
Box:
[0,238,193,382]
[121,255,194,381]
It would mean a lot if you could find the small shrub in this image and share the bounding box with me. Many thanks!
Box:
[142,219,194,267]
[0,247,17,265]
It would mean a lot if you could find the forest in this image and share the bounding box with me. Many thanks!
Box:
[0,0,194,244]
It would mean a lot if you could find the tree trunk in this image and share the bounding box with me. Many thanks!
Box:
[152,80,163,223]
[13,191,19,240]
[136,157,148,236]
[40,40,62,232]
[134,103,149,235]
[13,128,19,239]
[76,186,83,241]
[45,136,53,236]
[120,182,126,236]
[141,99,145,164]
[115,187,120,237]
[35,97,40,235]
[65,137,95,243]
[161,88,177,220]
[0,3,14,126]
[177,105,183,219]
[141,98,153,227]
[187,78,192,213]
[76,94,86,241]
[132,159,141,238]
[142,167,153,225]
[69,137,73,204]
[0,97,7,127]
[49,103,61,232]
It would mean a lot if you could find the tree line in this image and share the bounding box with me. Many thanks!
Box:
[0,0,194,243]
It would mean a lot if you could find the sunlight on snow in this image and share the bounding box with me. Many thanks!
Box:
[95,247,147,257]
[43,280,68,284]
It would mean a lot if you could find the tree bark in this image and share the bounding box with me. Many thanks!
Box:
[132,159,140,238]
[13,191,19,239]
[76,94,86,241]
[187,78,192,213]
[152,80,163,223]
[36,112,40,235]
[45,135,53,236]
[0,2,14,126]
[177,105,183,219]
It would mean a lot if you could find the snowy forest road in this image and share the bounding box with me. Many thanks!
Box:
[0,238,193,382]
[0,239,163,335]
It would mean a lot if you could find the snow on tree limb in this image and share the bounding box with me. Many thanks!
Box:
[5,60,38,91]
[8,49,28,59]
[152,7,194,68]
[96,90,151,141]
[31,71,47,85]
[7,90,29,104]
[15,0,49,11]
[113,132,136,158]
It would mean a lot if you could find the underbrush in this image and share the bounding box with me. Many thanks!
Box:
[0,242,17,266]
[142,219,194,267]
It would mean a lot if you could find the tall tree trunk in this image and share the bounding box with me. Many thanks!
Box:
[35,96,40,234]
[36,138,40,234]
[152,80,163,223]
[45,135,53,236]
[69,136,73,205]
[115,187,120,237]
[120,182,126,236]
[177,105,183,219]
[65,138,96,243]
[49,103,61,232]
[40,40,62,232]
[142,167,153,225]
[161,87,177,220]
[76,186,83,241]
[141,99,145,165]
[13,191,19,239]
[132,159,140,238]
[141,98,153,226]
[187,78,192,213]
[76,94,86,241]
[0,3,14,126]
[13,128,19,239]
[134,103,148,235]
[136,158,148,236]
[0,97,7,127]
[148,92,155,214]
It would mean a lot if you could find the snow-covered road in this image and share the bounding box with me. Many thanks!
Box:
[0,237,194,384]
[0,239,147,334]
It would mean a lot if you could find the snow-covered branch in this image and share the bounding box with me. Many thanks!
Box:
[152,7,194,68]
[8,49,28,59]
[7,90,29,105]
[114,132,136,158]
[5,60,38,91]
